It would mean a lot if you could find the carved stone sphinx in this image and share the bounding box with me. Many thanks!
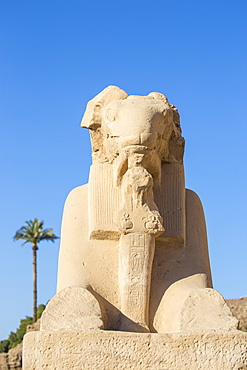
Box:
[41,85,236,333]
[23,86,247,369]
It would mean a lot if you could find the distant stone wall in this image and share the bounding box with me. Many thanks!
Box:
[0,319,40,370]
[0,343,22,370]
[226,297,247,331]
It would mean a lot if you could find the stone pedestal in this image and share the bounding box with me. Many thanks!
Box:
[23,330,247,370]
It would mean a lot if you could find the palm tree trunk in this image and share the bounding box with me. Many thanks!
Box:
[32,245,37,323]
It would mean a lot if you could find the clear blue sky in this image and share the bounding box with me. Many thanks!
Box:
[0,0,246,340]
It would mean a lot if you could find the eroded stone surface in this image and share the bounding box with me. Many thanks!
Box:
[153,274,238,333]
[41,287,103,331]
[81,86,184,166]
[180,288,238,332]
[23,330,247,370]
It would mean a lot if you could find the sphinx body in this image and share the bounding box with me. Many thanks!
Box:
[43,86,237,334]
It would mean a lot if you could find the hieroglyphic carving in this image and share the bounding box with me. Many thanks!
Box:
[129,235,145,310]
[119,233,155,329]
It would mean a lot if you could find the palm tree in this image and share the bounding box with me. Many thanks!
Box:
[13,219,58,323]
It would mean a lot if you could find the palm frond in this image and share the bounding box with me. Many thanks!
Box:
[13,219,58,247]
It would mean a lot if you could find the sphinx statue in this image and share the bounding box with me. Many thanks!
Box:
[41,86,236,333]
[23,86,247,369]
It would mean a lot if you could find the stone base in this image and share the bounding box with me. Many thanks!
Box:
[23,330,247,370]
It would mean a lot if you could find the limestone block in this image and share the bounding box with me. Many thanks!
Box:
[23,330,247,370]
[40,287,103,331]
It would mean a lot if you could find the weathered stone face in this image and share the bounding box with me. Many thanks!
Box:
[102,98,172,150]
[81,86,184,167]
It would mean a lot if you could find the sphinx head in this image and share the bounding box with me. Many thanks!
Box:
[81,86,185,183]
